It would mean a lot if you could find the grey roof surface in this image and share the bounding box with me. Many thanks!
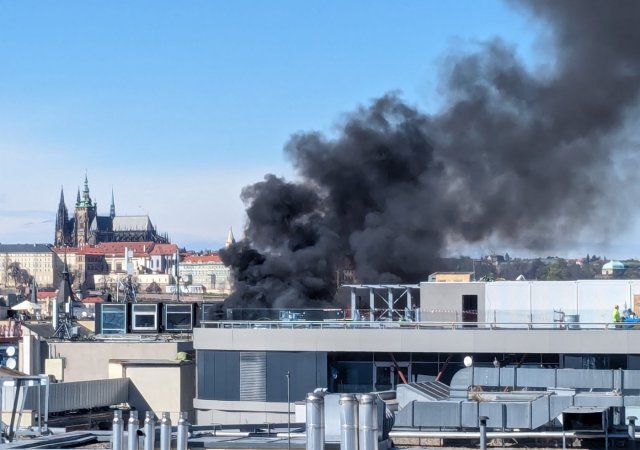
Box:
[112,215,152,231]
[91,215,113,231]
[0,244,52,253]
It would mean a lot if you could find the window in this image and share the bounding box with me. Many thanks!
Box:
[131,304,159,331]
[101,304,127,334]
[164,304,193,332]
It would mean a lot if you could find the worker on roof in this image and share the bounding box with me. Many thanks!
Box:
[613,305,621,323]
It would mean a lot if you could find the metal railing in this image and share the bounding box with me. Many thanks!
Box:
[199,318,629,331]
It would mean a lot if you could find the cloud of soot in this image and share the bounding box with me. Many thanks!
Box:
[221,0,640,308]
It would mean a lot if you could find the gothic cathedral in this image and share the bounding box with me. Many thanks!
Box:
[54,175,169,247]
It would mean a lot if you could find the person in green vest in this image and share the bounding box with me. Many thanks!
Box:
[613,305,621,324]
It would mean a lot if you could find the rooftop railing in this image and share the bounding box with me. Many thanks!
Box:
[199,319,633,331]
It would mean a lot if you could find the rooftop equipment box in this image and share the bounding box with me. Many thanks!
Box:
[163,303,194,332]
[130,303,161,333]
[95,303,129,334]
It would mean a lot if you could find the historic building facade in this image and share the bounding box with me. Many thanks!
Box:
[54,175,169,247]
[0,244,59,288]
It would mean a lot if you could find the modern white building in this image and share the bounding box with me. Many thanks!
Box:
[193,279,640,425]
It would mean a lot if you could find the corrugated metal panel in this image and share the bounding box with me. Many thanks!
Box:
[531,395,551,429]
[550,394,574,420]
[393,400,414,428]
[18,378,129,413]
[624,396,640,406]
[517,368,556,388]
[624,371,640,390]
[461,401,479,428]
[505,402,531,429]
[574,393,623,407]
[240,352,266,401]
[479,403,504,429]
[413,401,461,428]
[474,367,499,387]
[449,367,472,392]
[557,369,613,389]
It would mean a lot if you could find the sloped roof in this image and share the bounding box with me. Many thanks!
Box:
[112,216,153,232]
[0,244,52,253]
[91,215,113,232]
[96,241,154,256]
[182,254,222,263]
[150,244,178,255]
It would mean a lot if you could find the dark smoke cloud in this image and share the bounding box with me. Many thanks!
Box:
[221,0,640,308]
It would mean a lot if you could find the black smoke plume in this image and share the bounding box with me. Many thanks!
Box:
[222,0,640,308]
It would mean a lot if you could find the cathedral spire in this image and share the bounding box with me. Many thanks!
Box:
[79,173,92,207]
[225,227,236,248]
[110,188,116,219]
[76,187,81,207]
[54,186,69,246]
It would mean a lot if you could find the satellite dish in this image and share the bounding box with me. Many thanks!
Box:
[6,346,16,356]
[6,357,17,370]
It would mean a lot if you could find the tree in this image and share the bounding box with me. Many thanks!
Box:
[7,262,21,287]
[145,281,162,294]
[7,262,30,286]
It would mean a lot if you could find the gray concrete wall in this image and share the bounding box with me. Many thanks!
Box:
[194,326,639,355]
[44,340,193,382]
[116,362,195,422]
[194,398,292,425]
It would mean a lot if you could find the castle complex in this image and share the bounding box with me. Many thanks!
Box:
[54,175,169,247]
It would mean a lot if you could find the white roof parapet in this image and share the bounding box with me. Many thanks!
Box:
[342,284,420,289]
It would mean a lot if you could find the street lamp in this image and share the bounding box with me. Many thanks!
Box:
[464,356,474,391]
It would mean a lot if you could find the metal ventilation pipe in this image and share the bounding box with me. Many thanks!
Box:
[479,416,489,450]
[382,406,395,440]
[128,410,139,450]
[306,392,325,450]
[160,412,172,450]
[340,394,359,450]
[143,411,155,450]
[177,412,190,450]
[112,410,124,450]
[358,395,378,450]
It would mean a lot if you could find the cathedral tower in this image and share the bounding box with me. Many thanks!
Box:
[74,174,97,247]
[54,187,70,246]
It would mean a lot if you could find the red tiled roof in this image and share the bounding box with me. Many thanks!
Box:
[149,244,178,255]
[52,246,80,254]
[95,242,155,256]
[182,254,222,263]
[37,292,56,300]
[81,296,104,304]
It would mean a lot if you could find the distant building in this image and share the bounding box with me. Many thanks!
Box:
[179,254,231,295]
[0,244,59,288]
[53,242,178,292]
[54,175,169,247]
[602,260,626,278]
[428,272,475,282]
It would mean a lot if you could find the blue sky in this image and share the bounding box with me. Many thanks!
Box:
[3,1,629,258]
